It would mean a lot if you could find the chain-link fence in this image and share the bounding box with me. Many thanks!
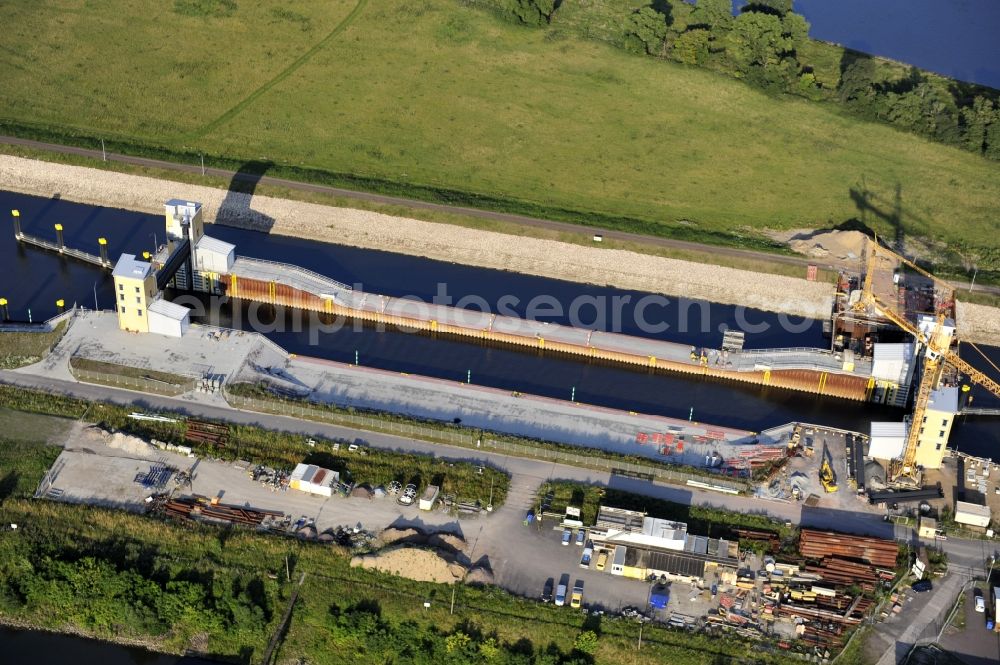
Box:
[225,390,749,493]
[70,366,196,397]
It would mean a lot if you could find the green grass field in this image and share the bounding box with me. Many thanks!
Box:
[2,1,999,269]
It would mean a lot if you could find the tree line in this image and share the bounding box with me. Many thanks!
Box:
[486,0,1000,160]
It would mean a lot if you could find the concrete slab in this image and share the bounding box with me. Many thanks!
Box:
[256,354,761,466]
[16,310,284,388]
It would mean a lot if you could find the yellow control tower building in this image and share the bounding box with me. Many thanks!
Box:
[112,254,157,333]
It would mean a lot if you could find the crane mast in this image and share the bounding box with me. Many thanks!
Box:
[852,236,1000,485]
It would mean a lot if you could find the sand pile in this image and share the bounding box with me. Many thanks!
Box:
[380,527,420,545]
[777,229,867,261]
[377,527,467,555]
[73,426,156,457]
[351,546,466,584]
[465,566,495,586]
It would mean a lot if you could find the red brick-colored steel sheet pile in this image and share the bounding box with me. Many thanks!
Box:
[799,529,898,568]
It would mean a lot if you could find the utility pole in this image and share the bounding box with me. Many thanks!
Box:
[93,281,98,311]
[970,267,978,293]
[285,555,290,582]
[450,585,456,615]
[201,154,206,176]
[101,139,106,162]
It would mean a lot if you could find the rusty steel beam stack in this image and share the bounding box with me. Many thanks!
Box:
[185,419,230,447]
[799,529,898,569]
[734,528,780,552]
[160,496,281,527]
[804,557,879,591]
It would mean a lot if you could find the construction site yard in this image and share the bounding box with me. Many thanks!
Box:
[19,309,281,390]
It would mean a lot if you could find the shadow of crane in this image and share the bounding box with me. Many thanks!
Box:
[848,179,930,258]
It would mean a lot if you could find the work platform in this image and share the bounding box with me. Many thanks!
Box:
[219,262,877,401]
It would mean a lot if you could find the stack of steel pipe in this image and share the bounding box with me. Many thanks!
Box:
[799,529,898,568]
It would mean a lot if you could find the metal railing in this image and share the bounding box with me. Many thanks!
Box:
[70,366,196,397]
[234,256,353,294]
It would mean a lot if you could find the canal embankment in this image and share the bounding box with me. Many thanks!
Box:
[0,155,835,318]
[7,154,1000,346]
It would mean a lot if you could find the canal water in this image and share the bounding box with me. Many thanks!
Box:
[794,0,1000,90]
[0,626,215,665]
[0,191,996,457]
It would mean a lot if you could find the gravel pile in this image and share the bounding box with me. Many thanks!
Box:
[957,301,1000,346]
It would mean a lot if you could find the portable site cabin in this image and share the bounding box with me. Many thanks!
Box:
[419,485,440,511]
[289,463,338,497]
[955,501,991,529]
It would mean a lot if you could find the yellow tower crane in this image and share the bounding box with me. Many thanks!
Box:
[852,237,1000,485]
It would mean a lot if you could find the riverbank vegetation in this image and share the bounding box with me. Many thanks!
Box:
[486,0,1000,162]
[0,442,801,663]
[1,1,998,280]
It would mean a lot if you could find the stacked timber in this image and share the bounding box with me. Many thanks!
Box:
[799,529,898,568]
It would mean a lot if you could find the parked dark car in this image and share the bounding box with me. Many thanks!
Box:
[912,579,933,593]
[542,578,554,603]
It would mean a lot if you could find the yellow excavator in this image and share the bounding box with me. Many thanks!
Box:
[820,452,838,493]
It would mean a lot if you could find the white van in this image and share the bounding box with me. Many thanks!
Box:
[555,583,568,606]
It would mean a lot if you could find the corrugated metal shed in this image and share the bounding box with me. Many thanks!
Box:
[196,235,235,273]
[955,501,991,528]
[869,421,906,460]
[148,298,190,338]
[872,343,912,381]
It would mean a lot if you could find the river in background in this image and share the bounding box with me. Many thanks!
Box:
[0,190,996,457]
[794,0,1000,89]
